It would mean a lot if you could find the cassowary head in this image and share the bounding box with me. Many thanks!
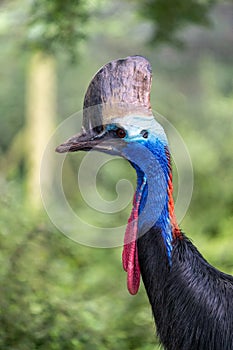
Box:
[56,55,168,153]
[56,56,177,294]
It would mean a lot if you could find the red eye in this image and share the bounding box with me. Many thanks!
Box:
[116,128,126,138]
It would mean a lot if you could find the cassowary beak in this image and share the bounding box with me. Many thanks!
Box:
[55,129,122,154]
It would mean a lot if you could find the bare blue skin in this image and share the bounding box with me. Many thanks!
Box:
[105,115,173,262]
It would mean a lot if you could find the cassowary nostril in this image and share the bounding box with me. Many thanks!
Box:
[140,130,149,138]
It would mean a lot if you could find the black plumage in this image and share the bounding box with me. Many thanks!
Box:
[138,227,233,350]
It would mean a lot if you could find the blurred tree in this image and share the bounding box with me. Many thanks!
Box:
[136,0,216,46]
[26,52,56,208]
[26,0,90,60]
[24,0,93,208]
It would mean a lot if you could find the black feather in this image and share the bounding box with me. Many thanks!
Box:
[137,228,233,350]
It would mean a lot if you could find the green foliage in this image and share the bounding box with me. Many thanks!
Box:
[0,38,26,152]
[137,0,215,46]
[0,0,222,64]
[0,181,159,349]
[26,0,91,59]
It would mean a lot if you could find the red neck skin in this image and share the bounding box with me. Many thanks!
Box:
[122,193,141,295]
[166,148,182,241]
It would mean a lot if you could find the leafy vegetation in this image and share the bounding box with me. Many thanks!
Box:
[137,0,215,46]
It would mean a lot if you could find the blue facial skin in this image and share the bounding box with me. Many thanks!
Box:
[105,120,173,263]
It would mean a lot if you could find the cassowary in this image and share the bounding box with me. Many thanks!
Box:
[56,56,233,350]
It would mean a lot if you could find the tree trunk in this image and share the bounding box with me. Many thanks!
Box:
[25,51,56,210]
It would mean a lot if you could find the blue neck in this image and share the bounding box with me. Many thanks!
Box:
[122,138,173,262]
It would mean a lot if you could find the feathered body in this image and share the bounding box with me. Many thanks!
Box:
[138,229,233,350]
[56,56,233,350]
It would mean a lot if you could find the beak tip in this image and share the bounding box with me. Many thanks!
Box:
[55,144,68,153]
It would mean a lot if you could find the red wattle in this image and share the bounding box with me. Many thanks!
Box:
[122,194,141,295]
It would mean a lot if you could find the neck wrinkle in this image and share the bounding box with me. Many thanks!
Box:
[167,171,182,240]
[165,147,182,240]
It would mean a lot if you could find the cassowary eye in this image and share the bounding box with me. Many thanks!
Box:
[116,128,126,138]
[140,130,149,138]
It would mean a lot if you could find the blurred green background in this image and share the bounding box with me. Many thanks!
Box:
[0,1,232,349]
